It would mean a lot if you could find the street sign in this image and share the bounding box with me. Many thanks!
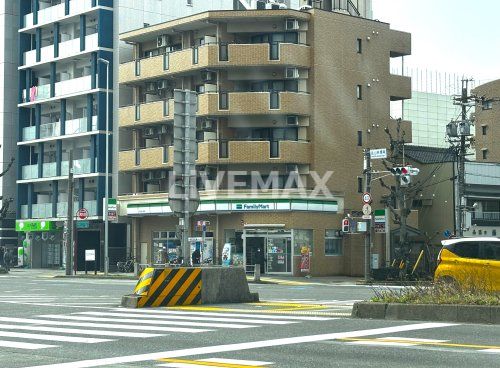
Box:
[362,192,372,204]
[76,220,90,229]
[370,148,387,159]
[107,198,117,221]
[85,249,96,261]
[362,204,372,216]
[77,208,88,220]
[362,214,372,220]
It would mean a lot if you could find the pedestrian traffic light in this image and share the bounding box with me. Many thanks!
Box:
[342,218,350,233]
[400,166,411,186]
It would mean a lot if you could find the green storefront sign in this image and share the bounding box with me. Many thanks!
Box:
[16,220,58,232]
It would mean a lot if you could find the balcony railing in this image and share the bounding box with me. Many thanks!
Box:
[472,211,500,225]
[22,164,38,180]
[42,162,57,178]
[23,0,95,28]
[31,203,53,219]
[22,84,51,103]
[69,0,94,15]
[61,158,97,175]
[21,116,97,142]
[55,75,92,97]
[22,201,96,219]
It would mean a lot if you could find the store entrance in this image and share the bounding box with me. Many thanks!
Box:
[246,237,265,273]
[243,228,292,275]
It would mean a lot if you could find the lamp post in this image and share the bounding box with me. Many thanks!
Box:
[97,57,110,275]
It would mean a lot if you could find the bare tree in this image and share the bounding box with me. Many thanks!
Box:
[0,157,15,220]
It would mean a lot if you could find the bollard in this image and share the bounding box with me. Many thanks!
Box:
[253,264,261,282]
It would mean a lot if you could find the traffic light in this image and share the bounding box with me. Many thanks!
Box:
[400,166,411,186]
[342,218,350,233]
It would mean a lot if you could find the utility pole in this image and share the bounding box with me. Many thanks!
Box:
[65,150,74,276]
[448,78,474,236]
[363,149,372,281]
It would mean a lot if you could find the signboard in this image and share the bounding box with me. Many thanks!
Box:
[76,220,90,229]
[362,214,372,220]
[300,246,311,273]
[222,243,231,267]
[357,221,368,232]
[106,198,118,222]
[16,220,57,232]
[370,148,387,159]
[85,249,96,261]
[77,208,89,220]
[235,203,272,211]
[17,247,24,267]
[374,209,387,233]
[362,192,372,204]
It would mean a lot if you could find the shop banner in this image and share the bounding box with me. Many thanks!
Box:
[222,243,232,267]
[300,246,311,273]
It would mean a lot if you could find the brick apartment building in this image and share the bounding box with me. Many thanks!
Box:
[116,8,411,276]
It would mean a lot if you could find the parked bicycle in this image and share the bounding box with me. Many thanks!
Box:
[116,257,135,273]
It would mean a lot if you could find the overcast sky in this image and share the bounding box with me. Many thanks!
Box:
[372,0,499,82]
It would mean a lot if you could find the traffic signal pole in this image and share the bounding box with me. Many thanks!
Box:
[363,149,372,282]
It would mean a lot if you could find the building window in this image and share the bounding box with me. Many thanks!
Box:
[357,177,363,193]
[482,150,488,160]
[482,126,487,135]
[357,131,362,146]
[186,0,193,6]
[325,230,342,256]
[356,84,362,100]
[482,99,493,110]
[356,38,362,53]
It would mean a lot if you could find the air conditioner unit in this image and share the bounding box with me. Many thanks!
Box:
[285,18,299,30]
[157,80,171,90]
[143,171,154,181]
[154,171,167,179]
[202,118,216,131]
[201,71,217,83]
[286,115,299,125]
[145,82,157,94]
[157,35,171,48]
[285,67,299,79]
[196,84,205,94]
[143,127,157,137]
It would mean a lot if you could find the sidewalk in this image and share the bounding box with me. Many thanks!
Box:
[3,268,137,279]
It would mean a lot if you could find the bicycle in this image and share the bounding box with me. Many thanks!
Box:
[117,257,135,273]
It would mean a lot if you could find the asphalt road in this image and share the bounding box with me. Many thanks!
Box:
[0,269,498,368]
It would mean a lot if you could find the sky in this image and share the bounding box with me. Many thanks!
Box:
[372,0,500,82]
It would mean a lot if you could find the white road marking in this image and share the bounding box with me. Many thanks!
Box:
[77,311,297,325]
[380,337,448,343]
[0,323,164,338]
[347,341,415,347]
[0,317,211,333]
[0,330,111,343]
[23,322,456,368]
[39,314,259,329]
[112,308,334,321]
[200,358,274,365]
[0,339,56,350]
[479,349,500,353]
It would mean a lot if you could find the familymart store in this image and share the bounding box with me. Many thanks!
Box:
[121,195,347,276]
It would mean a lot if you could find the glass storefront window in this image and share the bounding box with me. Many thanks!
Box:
[224,229,243,266]
[152,231,180,264]
[293,229,313,255]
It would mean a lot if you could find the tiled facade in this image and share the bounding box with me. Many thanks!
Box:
[473,79,500,163]
[117,8,410,276]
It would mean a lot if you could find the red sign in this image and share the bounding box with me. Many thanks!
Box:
[77,208,89,220]
[300,246,311,273]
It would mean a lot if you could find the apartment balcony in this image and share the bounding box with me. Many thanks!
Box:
[198,92,311,116]
[23,0,95,29]
[119,146,173,172]
[20,158,97,180]
[389,30,411,58]
[22,75,93,104]
[389,74,411,101]
[196,140,311,165]
[471,212,500,226]
[23,34,98,66]
[119,100,174,128]
[21,116,98,143]
[20,200,98,220]
[119,43,311,84]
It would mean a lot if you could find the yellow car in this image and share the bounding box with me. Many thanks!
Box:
[434,237,500,291]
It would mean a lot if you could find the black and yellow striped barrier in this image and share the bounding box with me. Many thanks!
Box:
[122,267,258,308]
[136,268,201,308]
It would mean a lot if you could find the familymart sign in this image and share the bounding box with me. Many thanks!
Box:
[127,199,339,216]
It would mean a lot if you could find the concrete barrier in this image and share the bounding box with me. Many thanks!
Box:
[352,302,500,324]
[122,267,258,308]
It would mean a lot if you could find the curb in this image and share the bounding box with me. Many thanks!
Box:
[352,302,500,324]
[355,281,433,286]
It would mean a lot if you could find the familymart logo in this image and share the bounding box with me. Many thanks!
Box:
[235,203,272,211]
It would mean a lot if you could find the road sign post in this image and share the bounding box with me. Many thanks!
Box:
[169,90,199,266]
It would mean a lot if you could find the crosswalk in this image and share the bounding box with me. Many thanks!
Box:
[0,307,336,351]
